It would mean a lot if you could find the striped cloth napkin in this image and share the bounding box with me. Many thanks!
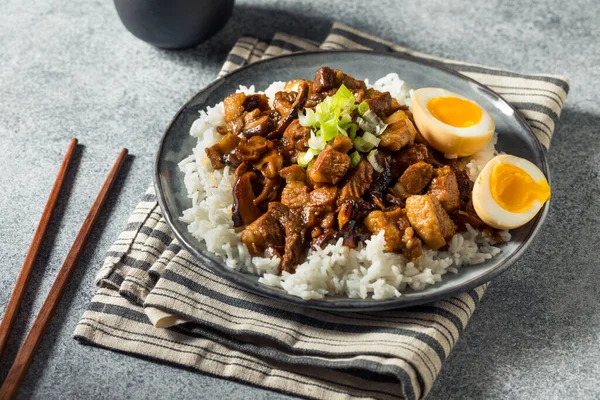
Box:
[75,22,568,400]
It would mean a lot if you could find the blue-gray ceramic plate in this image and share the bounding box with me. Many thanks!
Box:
[154,51,549,311]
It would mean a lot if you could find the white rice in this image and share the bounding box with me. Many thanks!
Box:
[465,132,500,181]
[179,73,510,300]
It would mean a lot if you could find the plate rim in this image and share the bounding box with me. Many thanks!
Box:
[154,49,549,311]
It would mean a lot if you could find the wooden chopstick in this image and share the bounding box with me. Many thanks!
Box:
[0,138,78,360]
[0,148,128,400]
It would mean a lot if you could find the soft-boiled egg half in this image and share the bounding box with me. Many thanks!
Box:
[412,88,495,157]
[472,155,551,230]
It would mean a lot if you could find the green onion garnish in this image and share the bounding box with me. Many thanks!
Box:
[346,123,358,139]
[362,131,380,147]
[358,101,370,116]
[356,117,376,135]
[367,149,383,173]
[320,120,338,142]
[308,133,326,151]
[335,84,354,101]
[362,110,388,135]
[297,84,357,156]
[297,149,316,168]
[352,132,380,152]
[352,136,374,152]
[349,150,361,168]
[297,84,376,167]
[298,108,317,126]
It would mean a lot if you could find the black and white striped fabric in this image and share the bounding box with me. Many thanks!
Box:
[75,22,568,400]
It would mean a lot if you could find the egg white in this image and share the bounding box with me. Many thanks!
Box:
[472,154,549,230]
[412,88,495,157]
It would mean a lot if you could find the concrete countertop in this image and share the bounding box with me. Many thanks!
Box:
[1,0,598,398]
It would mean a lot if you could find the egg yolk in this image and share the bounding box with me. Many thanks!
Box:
[427,96,483,128]
[490,163,551,213]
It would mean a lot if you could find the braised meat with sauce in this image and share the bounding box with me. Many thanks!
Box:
[208,67,501,273]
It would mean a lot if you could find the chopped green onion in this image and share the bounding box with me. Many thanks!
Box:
[346,123,358,139]
[349,151,361,168]
[321,120,338,142]
[363,110,388,135]
[314,96,331,118]
[358,101,370,116]
[298,108,317,127]
[375,125,388,136]
[363,109,384,125]
[338,112,352,125]
[367,150,384,173]
[297,84,365,167]
[297,150,316,168]
[336,84,354,101]
[353,132,380,152]
[298,84,357,143]
[308,134,326,151]
[362,131,381,147]
[356,116,376,134]
[352,136,375,152]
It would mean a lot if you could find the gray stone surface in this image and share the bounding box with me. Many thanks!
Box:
[0,0,598,398]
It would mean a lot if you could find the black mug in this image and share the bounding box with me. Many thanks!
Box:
[114,0,235,49]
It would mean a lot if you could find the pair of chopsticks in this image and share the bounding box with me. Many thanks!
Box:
[0,139,128,400]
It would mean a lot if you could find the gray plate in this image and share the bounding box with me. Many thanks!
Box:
[154,51,549,311]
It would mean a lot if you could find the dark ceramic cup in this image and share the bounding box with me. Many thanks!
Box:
[114,0,235,49]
